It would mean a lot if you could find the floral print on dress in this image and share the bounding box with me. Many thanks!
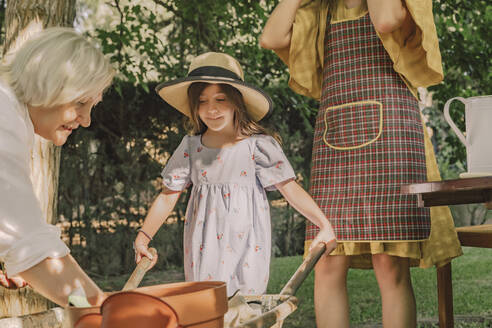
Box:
[160,134,295,296]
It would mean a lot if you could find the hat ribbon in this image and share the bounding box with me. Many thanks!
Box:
[188,66,242,81]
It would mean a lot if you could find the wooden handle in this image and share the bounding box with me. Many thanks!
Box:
[279,242,326,296]
[122,248,157,291]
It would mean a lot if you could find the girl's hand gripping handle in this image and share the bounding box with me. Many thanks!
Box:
[134,240,158,269]
[280,242,328,296]
[310,226,337,255]
[125,247,157,291]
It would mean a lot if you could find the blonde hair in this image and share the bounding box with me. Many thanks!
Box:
[187,82,280,143]
[0,27,114,107]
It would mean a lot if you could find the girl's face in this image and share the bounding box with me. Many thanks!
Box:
[28,95,102,146]
[197,84,235,133]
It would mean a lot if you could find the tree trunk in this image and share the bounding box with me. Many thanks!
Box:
[3,0,76,55]
[0,0,76,318]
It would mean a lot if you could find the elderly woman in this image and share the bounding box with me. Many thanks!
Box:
[0,27,114,306]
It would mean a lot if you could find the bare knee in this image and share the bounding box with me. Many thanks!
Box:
[372,254,411,287]
[315,255,350,283]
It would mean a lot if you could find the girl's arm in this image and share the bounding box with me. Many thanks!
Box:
[259,0,303,50]
[367,0,409,33]
[276,179,337,251]
[134,187,181,267]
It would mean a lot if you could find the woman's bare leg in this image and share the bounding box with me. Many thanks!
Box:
[314,254,351,328]
[372,254,416,328]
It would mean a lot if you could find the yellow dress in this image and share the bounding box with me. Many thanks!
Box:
[274,0,462,269]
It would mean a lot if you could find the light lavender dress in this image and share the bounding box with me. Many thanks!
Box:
[162,134,295,296]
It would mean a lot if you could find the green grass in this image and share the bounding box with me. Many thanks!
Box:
[266,247,492,327]
[94,247,492,327]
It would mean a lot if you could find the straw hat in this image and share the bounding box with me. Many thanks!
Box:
[156,52,272,121]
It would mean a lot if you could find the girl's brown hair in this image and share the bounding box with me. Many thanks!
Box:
[186,82,280,142]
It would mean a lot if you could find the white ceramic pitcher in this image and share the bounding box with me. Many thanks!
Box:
[444,95,492,178]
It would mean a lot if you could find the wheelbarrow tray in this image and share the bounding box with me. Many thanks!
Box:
[0,243,327,328]
[229,242,327,328]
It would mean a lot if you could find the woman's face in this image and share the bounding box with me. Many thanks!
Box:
[197,84,235,134]
[28,95,102,146]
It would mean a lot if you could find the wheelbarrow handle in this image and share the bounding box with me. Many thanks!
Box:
[279,242,327,296]
[122,247,157,291]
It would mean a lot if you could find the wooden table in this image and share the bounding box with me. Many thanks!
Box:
[401,176,492,328]
[400,176,492,209]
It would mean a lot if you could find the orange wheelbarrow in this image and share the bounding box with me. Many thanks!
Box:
[71,242,327,328]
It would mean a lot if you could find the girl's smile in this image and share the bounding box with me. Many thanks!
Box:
[197,84,235,134]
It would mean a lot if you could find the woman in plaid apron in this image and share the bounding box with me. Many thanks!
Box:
[261,0,462,327]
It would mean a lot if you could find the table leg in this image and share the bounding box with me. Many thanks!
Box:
[437,262,454,328]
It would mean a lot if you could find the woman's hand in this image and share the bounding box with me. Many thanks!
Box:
[0,270,28,289]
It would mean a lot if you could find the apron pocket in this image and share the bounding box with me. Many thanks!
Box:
[323,100,383,150]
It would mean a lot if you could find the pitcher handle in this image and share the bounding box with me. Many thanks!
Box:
[443,97,468,147]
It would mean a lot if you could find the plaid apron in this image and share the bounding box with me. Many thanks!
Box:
[306,13,431,241]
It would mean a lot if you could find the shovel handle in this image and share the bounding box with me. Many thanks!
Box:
[122,247,157,291]
[279,242,327,296]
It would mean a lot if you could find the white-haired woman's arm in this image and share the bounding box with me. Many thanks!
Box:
[19,255,104,306]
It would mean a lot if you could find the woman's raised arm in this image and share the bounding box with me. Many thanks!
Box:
[259,0,303,50]
[367,0,409,33]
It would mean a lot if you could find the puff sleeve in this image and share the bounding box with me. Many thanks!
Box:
[161,136,192,191]
[254,135,296,191]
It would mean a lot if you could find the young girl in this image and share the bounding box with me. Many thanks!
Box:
[133,52,337,296]
[261,0,462,327]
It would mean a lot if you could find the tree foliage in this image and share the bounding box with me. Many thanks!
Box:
[427,0,492,177]
[50,0,491,275]
[59,0,317,275]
